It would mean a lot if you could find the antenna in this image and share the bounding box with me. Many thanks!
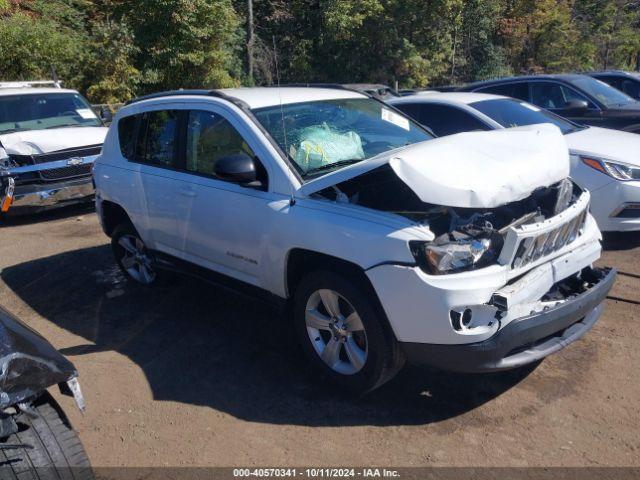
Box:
[50,66,61,88]
[273,36,296,206]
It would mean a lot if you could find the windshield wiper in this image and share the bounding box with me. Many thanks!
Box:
[45,124,84,129]
[304,158,364,176]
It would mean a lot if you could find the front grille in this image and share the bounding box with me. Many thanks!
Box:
[9,145,102,166]
[39,164,92,180]
[511,209,587,269]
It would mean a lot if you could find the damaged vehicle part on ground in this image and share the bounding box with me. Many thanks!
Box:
[0,305,93,478]
[94,87,614,393]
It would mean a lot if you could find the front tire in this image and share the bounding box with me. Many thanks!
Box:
[293,270,404,394]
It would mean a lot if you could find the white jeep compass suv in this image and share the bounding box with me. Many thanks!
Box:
[94,87,615,393]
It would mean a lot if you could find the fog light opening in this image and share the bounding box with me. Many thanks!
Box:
[450,308,473,331]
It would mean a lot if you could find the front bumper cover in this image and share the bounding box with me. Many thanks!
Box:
[401,267,616,372]
[1,176,94,215]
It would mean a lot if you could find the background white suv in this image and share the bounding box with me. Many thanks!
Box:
[94,87,615,393]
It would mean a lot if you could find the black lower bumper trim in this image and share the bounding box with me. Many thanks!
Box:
[401,267,616,373]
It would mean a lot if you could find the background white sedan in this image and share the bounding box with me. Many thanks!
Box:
[390,92,640,232]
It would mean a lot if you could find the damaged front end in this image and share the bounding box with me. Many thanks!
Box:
[316,161,584,276]
[0,305,84,438]
[0,145,98,215]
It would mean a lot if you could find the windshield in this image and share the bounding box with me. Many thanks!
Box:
[470,98,582,135]
[0,92,102,134]
[569,77,635,107]
[252,98,433,178]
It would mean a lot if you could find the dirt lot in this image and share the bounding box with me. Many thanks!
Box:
[0,205,639,467]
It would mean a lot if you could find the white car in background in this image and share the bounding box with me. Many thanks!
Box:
[390,92,640,232]
[0,81,108,215]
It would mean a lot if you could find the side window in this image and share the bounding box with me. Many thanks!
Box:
[530,82,595,109]
[117,115,137,160]
[396,103,489,137]
[621,79,640,99]
[185,110,255,178]
[137,110,180,168]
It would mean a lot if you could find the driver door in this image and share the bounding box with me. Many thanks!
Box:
[180,106,274,287]
[528,81,605,127]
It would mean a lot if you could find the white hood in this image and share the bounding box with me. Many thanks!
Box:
[565,126,640,167]
[0,127,108,156]
[301,123,570,209]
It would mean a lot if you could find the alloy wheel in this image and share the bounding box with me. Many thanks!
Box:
[118,234,156,285]
[305,289,368,375]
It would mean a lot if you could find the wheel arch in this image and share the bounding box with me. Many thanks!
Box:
[284,248,398,339]
[100,200,133,237]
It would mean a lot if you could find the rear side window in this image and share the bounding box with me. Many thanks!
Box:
[117,115,137,160]
[137,110,181,168]
[395,103,490,137]
[476,83,529,101]
[185,110,255,177]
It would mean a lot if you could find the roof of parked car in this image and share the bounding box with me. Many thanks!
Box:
[588,70,640,78]
[0,87,78,96]
[462,73,590,89]
[126,87,368,110]
[220,87,367,109]
[389,91,505,105]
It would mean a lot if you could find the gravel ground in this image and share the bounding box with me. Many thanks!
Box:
[0,205,638,467]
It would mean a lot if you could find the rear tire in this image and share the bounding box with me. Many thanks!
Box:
[0,393,93,480]
[293,270,405,394]
[112,223,164,286]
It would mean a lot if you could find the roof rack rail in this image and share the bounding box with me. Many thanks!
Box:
[125,89,250,109]
[266,83,378,98]
[0,80,62,89]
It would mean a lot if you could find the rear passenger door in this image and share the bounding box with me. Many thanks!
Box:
[135,108,195,255]
[180,107,273,286]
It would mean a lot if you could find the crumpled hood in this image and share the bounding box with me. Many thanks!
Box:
[565,126,640,167]
[0,126,107,156]
[301,123,569,209]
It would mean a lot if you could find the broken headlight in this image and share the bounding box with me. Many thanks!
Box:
[410,238,498,275]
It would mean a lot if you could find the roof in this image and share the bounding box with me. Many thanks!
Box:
[220,87,367,109]
[588,70,640,79]
[127,87,368,110]
[389,91,506,106]
[462,73,589,90]
[0,87,77,97]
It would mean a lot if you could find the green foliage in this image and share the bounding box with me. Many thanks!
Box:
[0,11,87,88]
[124,0,242,92]
[0,0,639,101]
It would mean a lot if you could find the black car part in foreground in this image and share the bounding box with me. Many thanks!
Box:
[0,305,93,479]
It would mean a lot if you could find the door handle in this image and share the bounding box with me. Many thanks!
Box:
[179,186,197,198]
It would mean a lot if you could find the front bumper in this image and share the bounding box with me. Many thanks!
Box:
[401,267,615,372]
[589,179,640,232]
[1,176,94,215]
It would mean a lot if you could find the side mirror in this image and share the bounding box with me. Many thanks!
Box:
[563,99,589,115]
[214,153,258,185]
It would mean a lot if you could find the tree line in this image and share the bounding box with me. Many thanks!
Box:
[1,0,639,103]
